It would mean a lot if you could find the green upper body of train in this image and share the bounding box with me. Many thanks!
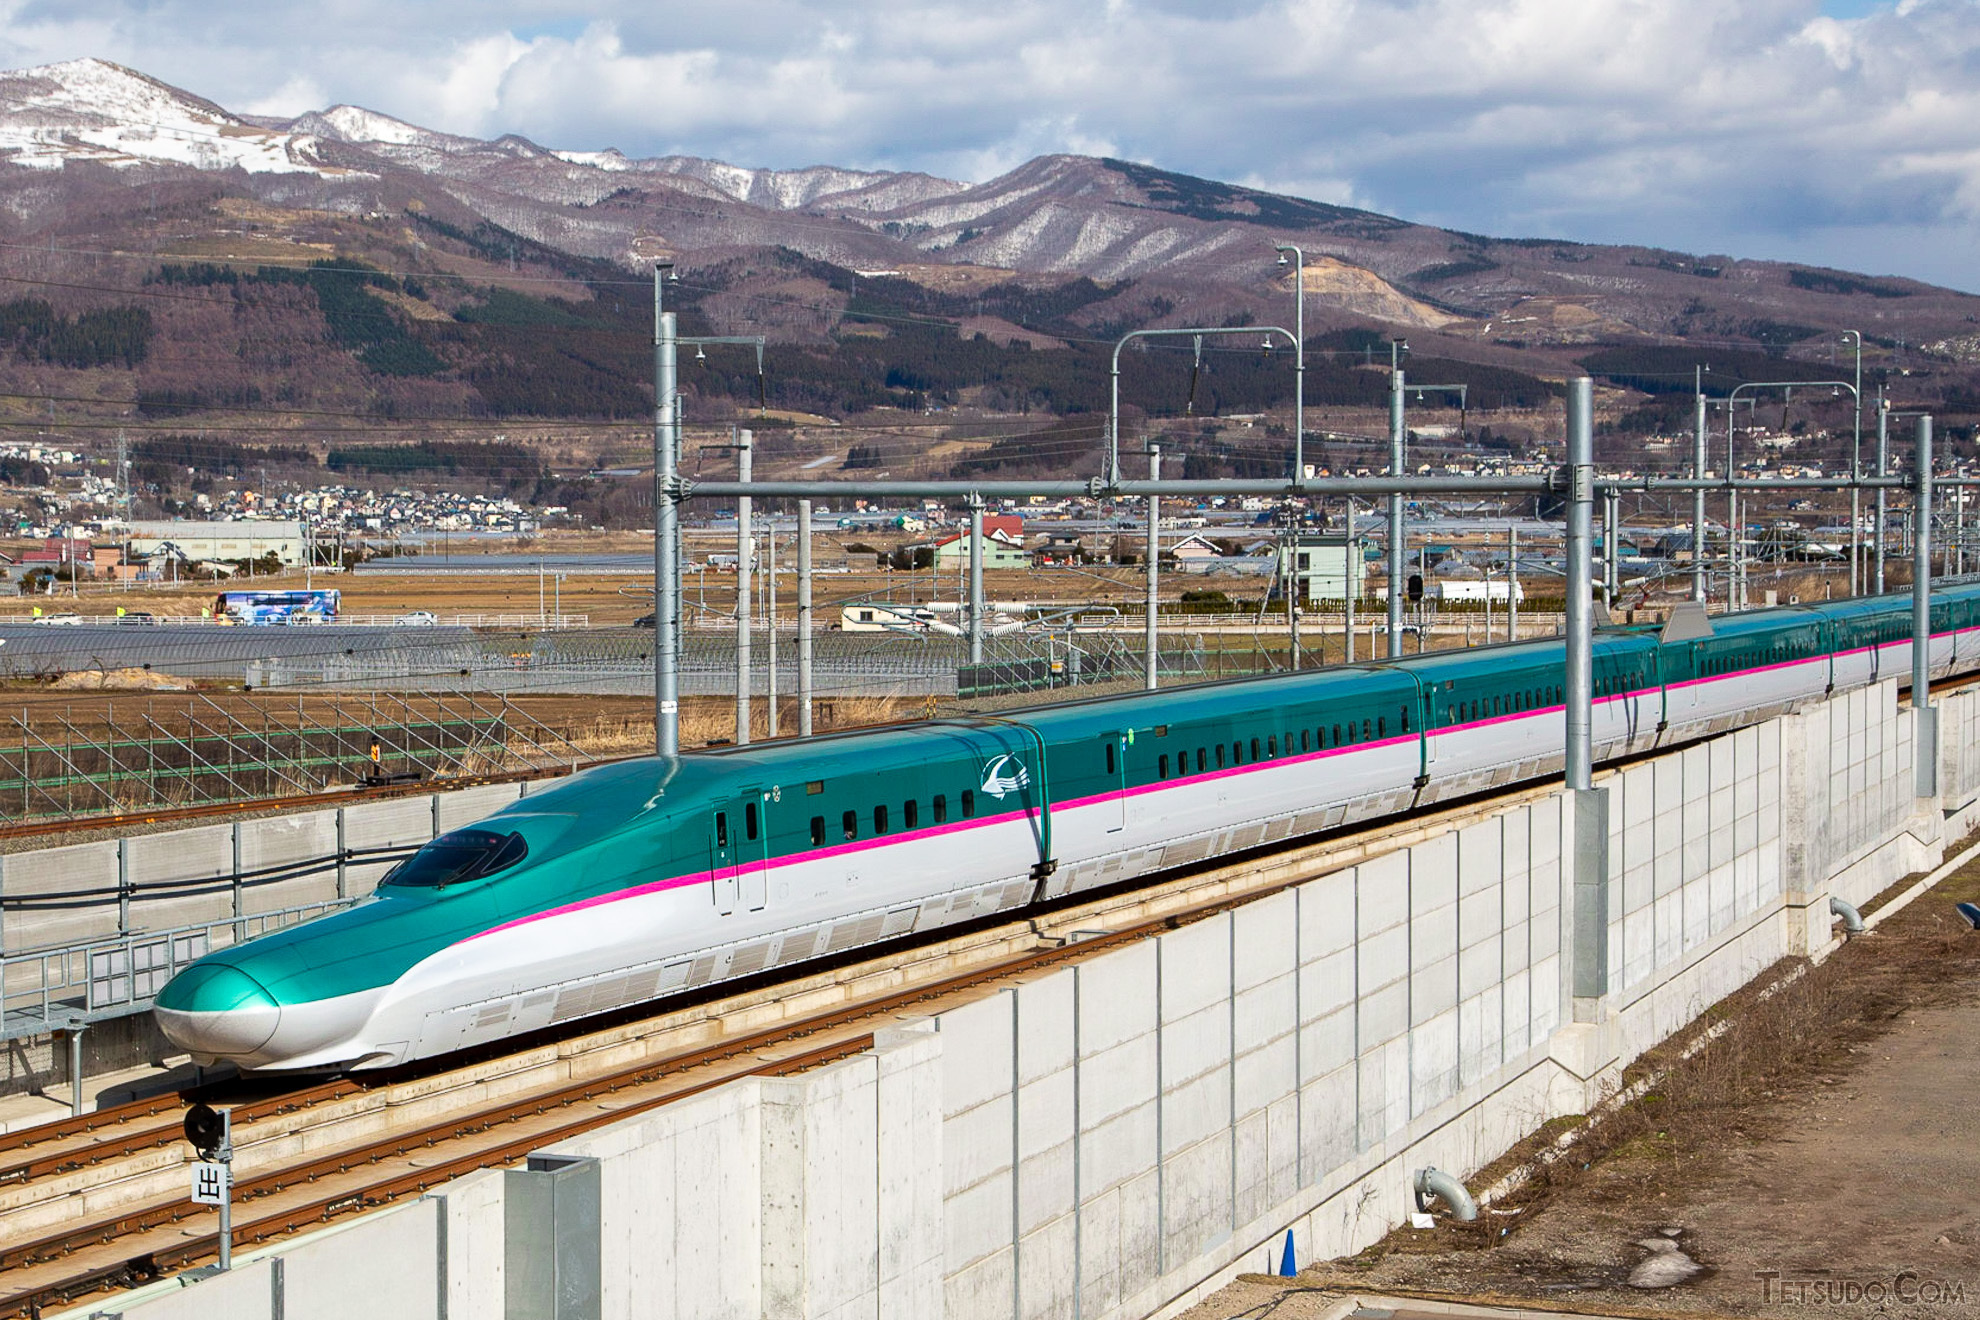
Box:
[154,584,1980,1071]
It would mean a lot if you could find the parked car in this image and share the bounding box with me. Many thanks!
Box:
[633,613,655,629]
[115,611,157,625]
[33,613,84,626]
[395,611,439,626]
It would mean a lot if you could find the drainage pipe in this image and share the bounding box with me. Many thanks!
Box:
[1830,895,1866,936]
[1413,1166,1478,1221]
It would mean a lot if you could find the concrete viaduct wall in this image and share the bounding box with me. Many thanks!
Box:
[72,679,1980,1320]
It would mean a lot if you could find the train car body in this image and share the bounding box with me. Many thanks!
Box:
[155,585,1980,1072]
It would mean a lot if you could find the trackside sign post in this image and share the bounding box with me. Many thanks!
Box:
[184,1103,234,1271]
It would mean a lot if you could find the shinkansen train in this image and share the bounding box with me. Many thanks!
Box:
[154,585,1980,1072]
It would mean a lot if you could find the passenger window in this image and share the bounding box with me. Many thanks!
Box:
[1251,737,1261,761]
[904,799,918,830]
[1216,745,1226,768]
[1401,706,1411,732]
[715,812,728,848]
[962,790,975,818]
[1105,741,1116,775]
[1363,719,1372,741]
[933,794,947,823]
[1159,753,1170,777]
[874,804,889,834]
[1267,736,1277,758]
[745,802,759,840]
[1333,723,1342,744]
[842,809,858,840]
[1378,716,1387,737]
[1197,748,1207,772]
[810,815,825,846]
[1301,729,1311,752]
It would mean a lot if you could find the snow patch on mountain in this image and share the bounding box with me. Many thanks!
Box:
[308,105,435,147]
[0,58,336,175]
[554,148,632,172]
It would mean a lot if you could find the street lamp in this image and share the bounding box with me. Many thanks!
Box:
[1274,244,1306,486]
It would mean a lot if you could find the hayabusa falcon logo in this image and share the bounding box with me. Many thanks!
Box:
[980,755,1031,799]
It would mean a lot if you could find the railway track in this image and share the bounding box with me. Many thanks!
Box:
[0,779,1555,1318]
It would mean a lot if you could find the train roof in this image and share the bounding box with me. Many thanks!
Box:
[546,582,1980,798]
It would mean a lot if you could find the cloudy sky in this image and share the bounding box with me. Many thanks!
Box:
[3,0,1977,289]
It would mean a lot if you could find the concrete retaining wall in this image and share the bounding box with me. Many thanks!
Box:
[70,680,1963,1320]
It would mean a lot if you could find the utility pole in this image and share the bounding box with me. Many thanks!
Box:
[797,500,814,736]
[1285,515,1300,671]
[1565,376,1605,1006]
[653,263,679,756]
[967,496,985,666]
[1914,414,1936,797]
[766,521,779,739]
[1693,374,1708,605]
[1603,491,1620,609]
[736,429,753,746]
[1145,444,1160,690]
[1844,329,1863,595]
[1344,497,1357,664]
[1876,392,1890,594]
[1508,524,1520,640]
[1387,342,1407,658]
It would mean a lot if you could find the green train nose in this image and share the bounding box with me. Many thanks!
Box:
[154,963,282,1055]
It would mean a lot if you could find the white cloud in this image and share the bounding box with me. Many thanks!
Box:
[2,0,1978,284]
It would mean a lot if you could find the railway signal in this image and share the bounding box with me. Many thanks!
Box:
[183,1103,234,1272]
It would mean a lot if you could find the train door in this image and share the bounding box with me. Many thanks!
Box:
[738,786,770,912]
[1100,732,1126,832]
[709,809,738,915]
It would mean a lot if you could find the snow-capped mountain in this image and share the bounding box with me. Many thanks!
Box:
[0,58,337,175]
[1,55,1974,356]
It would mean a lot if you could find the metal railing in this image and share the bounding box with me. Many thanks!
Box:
[1,897,361,1039]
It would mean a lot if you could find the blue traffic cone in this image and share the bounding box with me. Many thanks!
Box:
[1279,1228,1297,1277]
